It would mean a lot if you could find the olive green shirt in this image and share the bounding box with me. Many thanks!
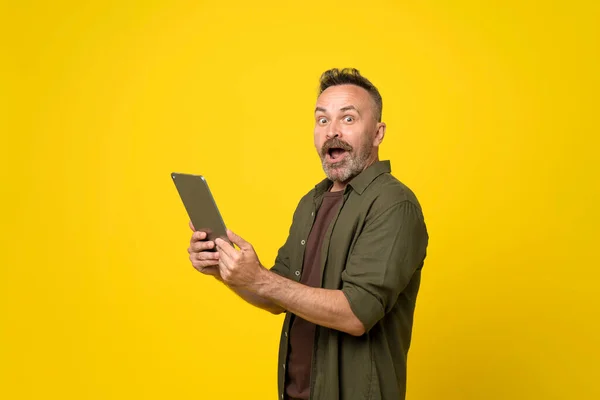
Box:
[270,160,429,400]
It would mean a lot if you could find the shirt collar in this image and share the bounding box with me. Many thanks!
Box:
[314,160,392,197]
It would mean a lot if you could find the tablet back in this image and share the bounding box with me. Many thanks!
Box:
[171,173,228,244]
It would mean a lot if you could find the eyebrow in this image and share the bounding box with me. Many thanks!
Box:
[315,105,361,114]
[340,105,359,113]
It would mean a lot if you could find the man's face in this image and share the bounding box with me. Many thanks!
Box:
[314,84,383,183]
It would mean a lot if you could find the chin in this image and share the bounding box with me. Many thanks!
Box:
[324,166,352,183]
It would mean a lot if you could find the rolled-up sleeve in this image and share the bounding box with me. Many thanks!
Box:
[269,197,306,278]
[270,239,291,278]
[341,200,427,332]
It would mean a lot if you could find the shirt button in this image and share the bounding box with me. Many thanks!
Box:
[284,332,288,337]
[301,240,306,245]
[311,212,314,216]
[283,364,286,370]
[295,270,300,276]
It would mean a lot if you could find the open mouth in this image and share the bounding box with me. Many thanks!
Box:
[326,147,348,163]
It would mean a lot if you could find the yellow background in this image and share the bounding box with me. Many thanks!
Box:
[1,1,599,399]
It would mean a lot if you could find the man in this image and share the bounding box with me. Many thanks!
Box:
[187,68,429,400]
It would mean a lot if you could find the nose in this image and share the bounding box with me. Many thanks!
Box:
[325,119,341,140]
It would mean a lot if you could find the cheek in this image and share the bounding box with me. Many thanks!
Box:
[342,129,360,146]
[347,130,369,151]
[314,127,325,147]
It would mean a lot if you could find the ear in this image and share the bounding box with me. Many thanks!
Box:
[373,122,386,146]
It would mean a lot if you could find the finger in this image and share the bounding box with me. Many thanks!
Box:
[190,231,208,243]
[190,240,215,252]
[216,245,234,269]
[191,258,219,269]
[189,251,219,268]
[214,236,237,258]
[191,249,219,263]
[217,256,234,283]
[226,229,252,251]
[189,220,195,231]
[195,251,219,261]
[197,265,220,277]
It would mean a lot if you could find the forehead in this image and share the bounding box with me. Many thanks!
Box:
[315,84,374,112]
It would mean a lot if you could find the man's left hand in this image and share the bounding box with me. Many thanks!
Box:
[215,230,265,290]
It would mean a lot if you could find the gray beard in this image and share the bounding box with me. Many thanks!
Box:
[321,145,372,183]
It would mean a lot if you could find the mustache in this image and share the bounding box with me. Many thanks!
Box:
[321,138,353,157]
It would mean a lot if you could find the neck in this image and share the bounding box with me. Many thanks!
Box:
[330,181,346,192]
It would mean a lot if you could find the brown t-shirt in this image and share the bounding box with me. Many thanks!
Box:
[285,188,344,400]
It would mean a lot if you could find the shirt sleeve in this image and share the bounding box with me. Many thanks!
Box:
[269,196,305,278]
[341,200,428,332]
[270,234,292,278]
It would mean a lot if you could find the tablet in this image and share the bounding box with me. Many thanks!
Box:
[171,172,230,247]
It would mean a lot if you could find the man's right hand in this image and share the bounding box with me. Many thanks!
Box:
[188,221,222,280]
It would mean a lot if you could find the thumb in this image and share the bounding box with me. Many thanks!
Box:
[189,220,195,231]
[227,229,251,250]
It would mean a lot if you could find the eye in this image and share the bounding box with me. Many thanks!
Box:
[317,117,328,125]
[343,116,354,123]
